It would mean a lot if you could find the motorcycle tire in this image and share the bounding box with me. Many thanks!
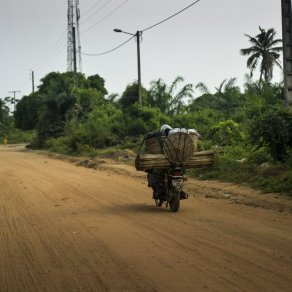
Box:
[169,189,180,212]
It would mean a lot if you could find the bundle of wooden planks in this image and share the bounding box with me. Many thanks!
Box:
[135,150,214,171]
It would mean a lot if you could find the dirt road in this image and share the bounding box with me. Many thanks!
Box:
[1,145,292,291]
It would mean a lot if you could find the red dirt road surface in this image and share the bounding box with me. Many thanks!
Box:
[1,145,292,291]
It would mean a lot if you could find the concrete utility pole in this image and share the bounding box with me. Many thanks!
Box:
[281,0,292,107]
[67,0,82,72]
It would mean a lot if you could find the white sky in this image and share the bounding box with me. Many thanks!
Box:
[0,0,283,101]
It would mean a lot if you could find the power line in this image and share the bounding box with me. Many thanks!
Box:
[15,44,66,96]
[82,0,104,17]
[32,31,67,71]
[80,35,134,56]
[82,0,130,34]
[142,0,201,32]
[81,0,201,57]
[80,0,113,26]
[36,43,67,76]
[17,78,31,92]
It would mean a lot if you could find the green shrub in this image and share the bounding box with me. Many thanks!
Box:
[210,120,244,146]
[44,137,71,154]
[0,128,34,144]
[247,147,272,164]
[249,106,292,161]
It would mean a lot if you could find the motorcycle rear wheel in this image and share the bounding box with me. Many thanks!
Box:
[169,189,180,212]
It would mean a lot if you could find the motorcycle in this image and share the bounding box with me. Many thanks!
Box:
[137,128,198,212]
[153,166,189,212]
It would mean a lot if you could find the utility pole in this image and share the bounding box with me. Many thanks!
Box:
[31,70,35,93]
[281,0,292,107]
[8,91,21,113]
[73,27,77,74]
[67,0,82,72]
[114,28,143,106]
[136,31,142,106]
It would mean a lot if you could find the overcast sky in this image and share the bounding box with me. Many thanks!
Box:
[0,0,282,101]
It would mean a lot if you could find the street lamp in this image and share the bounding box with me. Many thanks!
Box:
[114,28,142,106]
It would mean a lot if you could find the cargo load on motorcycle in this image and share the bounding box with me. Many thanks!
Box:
[135,125,214,212]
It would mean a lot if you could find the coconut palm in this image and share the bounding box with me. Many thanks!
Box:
[240,27,282,83]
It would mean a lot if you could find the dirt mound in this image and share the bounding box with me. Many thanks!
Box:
[101,149,136,161]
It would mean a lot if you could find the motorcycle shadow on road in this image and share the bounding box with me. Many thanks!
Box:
[104,201,171,214]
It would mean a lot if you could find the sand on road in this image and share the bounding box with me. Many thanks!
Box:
[0,145,292,291]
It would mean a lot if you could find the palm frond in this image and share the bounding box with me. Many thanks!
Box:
[215,79,227,94]
[270,46,283,52]
[195,82,210,94]
[225,78,237,91]
[168,76,184,95]
[240,47,259,56]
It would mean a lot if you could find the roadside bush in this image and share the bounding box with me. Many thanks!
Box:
[0,128,34,144]
[247,147,272,164]
[196,139,214,151]
[254,164,292,194]
[210,120,244,146]
[44,137,71,154]
[249,106,292,161]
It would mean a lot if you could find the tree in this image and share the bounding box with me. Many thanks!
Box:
[148,76,193,115]
[4,95,19,113]
[86,74,108,97]
[240,27,282,84]
[118,82,148,109]
[14,94,43,130]
[38,72,87,95]
[191,78,242,115]
[123,104,171,137]
[0,98,10,126]
[249,106,292,161]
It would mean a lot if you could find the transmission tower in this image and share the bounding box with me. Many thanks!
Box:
[67,0,82,73]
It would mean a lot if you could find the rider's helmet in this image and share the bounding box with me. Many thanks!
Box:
[160,124,172,135]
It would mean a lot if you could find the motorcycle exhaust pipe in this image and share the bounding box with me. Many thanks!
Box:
[180,192,190,199]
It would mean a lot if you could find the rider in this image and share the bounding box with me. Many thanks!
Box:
[147,124,188,200]
[147,124,171,199]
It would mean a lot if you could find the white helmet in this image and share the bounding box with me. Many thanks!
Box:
[160,124,172,134]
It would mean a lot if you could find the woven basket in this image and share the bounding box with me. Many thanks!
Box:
[163,131,194,164]
[188,132,199,152]
[144,131,166,154]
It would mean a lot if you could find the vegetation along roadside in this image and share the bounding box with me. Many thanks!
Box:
[1,27,291,196]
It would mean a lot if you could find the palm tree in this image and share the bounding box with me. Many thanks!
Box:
[240,27,282,84]
[192,78,241,115]
[195,82,210,95]
[148,76,193,115]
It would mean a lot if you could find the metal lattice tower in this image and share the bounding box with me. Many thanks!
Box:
[67,0,82,72]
